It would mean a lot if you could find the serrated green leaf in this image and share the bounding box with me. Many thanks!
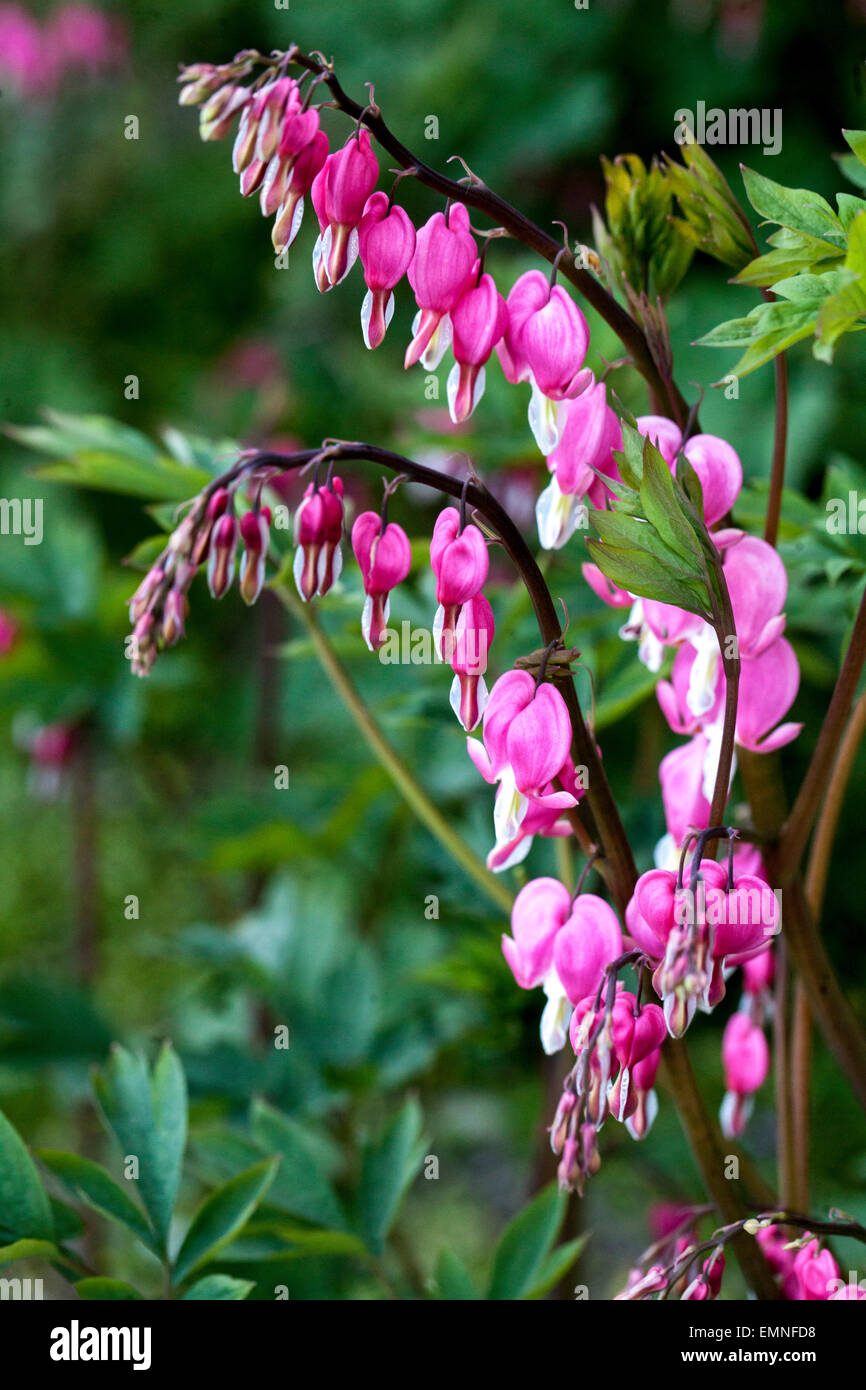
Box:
[357,1098,424,1256]
[488,1184,566,1300]
[172,1158,279,1285]
[586,539,710,614]
[741,167,843,242]
[640,439,703,562]
[249,1101,349,1232]
[92,1043,187,1254]
[37,1150,156,1253]
[183,1274,254,1300]
[0,1109,53,1242]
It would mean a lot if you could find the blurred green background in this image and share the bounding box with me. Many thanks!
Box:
[1,0,865,1299]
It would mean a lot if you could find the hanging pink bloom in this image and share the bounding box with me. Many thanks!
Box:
[553,894,623,1006]
[351,511,412,651]
[449,592,494,731]
[467,670,578,871]
[0,609,19,657]
[258,90,320,210]
[658,735,711,849]
[581,563,632,608]
[238,507,271,606]
[293,479,345,601]
[498,270,591,454]
[357,192,416,349]
[681,1252,726,1301]
[501,877,573,990]
[537,379,622,549]
[429,508,489,659]
[207,512,239,598]
[271,130,329,254]
[792,1238,841,1301]
[311,129,379,288]
[719,1011,769,1137]
[405,204,479,369]
[722,533,788,658]
[447,273,509,423]
[736,637,802,752]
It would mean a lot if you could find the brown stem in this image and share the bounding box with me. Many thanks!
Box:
[779,583,866,879]
[659,1043,781,1299]
[794,689,866,1207]
[272,49,690,426]
[737,746,866,1112]
[772,939,795,1208]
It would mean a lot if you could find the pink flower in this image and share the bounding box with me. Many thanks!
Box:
[636,417,742,526]
[449,592,495,731]
[357,192,416,349]
[658,735,711,848]
[271,131,329,254]
[722,533,788,658]
[553,894,623,1005]
[681,1252,725,1301]
[405,204,478,369]
[502,877,573,989]
[48,4,126,74]
[536,379,622,549]
[0,6,45,95]
[350,512,412,651]
[793,1238,841,1301]
[719,1011,769,1137]
[311,129,379,288]
[736,636,802,753]
[498,270,591,454]
[207,512,238,599]
[429,508,489,659]
[581,563,631,608]
[467,670,578,870]
[293,479,345,601]
[238,507,271,606]
[0,609,19,657]
[447,273,509,423]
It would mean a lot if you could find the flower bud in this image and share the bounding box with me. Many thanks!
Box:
[207,512,238,599]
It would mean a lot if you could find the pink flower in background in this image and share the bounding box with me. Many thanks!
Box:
[0,609,19,657]
[0,5,45,94]
[47,3,126,73]
[719,1010,769,1137]
[636,416,743,525]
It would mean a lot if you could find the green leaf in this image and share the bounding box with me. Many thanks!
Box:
[0,1238,58,1265]
[0,1109,53,1241]
[74,1278,144,1301]
[487,1183,566,1300]
[250,1223,366,1257]
[585,539,710,614]
[843,129,866,168]
[92,1043,187,1254]
[740,167,843,242]
[37,1150,156,1253]
[183,1274,254,1300]
[433,1248,481,1300]
[357,1097,424,1256]
[172,1158,279,1285]
[639,439,703,562]
[696,298,820,379]
[249,1101,349,1232]
[525,1234,590,1299]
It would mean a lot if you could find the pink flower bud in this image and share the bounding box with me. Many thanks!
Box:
[207,512,238,598]
[312,129,379,288]
[351,511,412,651]
[447,273,509,423]
[271,130,329,254]
[161,586,187,646]
[449,592,494,731]
[239,507,271,606]
[405,204,478,368]
[358,192,416,349]
[293,479,345,601]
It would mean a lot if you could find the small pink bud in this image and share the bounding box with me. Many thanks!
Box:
[207,512,238,599]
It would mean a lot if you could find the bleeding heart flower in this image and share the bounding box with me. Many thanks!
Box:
[351,511,412,651]
[358,191,416,349]
[405,204,478,369]
[447,273,509,422]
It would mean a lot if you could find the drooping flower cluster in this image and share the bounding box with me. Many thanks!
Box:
[627,835,777,1038]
